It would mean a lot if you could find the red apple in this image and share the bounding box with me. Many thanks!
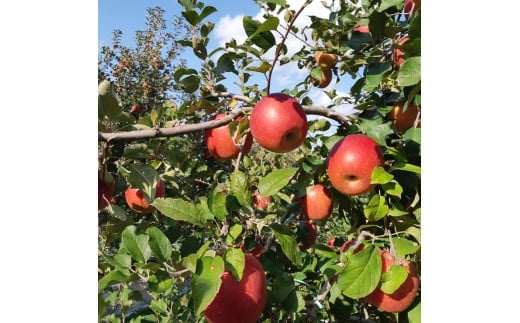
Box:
[353,25,370,34]
[204,113,254,160]
[204,253,267,323]
[364,249,420,313]
[98,171,115,211]
[392,36,409,67]
[252,190,272,210]
[387,101,420,133]
[141,81,149,89]
[239,241,265,259]
[403,0,420,19]
[250,93,308,153]
[124,180,165,215]
[339,239,366,253]
[327,134,384,196]
[301,184,333,221]
[315,51,338,70]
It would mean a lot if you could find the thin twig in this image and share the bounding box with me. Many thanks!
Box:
[266,0,313,94]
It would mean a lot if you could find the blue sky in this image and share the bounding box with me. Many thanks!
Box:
[98,0,357,119]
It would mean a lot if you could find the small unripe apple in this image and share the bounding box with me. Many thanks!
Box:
[250,93,308,153]
[204,113,253,160]
[327,134,384,196]
[315,51,338,70]
[392,36,409,67]
[124,180,165,215]
[204,253,267,323]
[387,102,420,133]
[301,184,333,221]
[364,249,420,313]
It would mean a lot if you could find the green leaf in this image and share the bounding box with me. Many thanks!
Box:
[224,248,245,281]
[245,61,271,73]
[393,237,420,256]
[199,6,217,23]
[398,57,421,87]
[407,301,421,323]
[337,245,382,299]
[271,223,302,266]
[146,226,172,261]
[392,162,421,174]
[121,225,151,263]
[243,16,276,52]
[127,164,159,202]
[364,195,389,222]
[152,198,207,226]
[195,197,215,223]
[215,53,237,74]
[255,17,279,35]
[192,256,225,316]
[226,224,243,245]
[380,265,408,294]
[382,181,403,198]
[208,186,228,220]
[230,171,251,206]
[258,167,298,197]
[179,75,200,93]
[150,299,168,315]
[98,269,130,290]
[370,166,394,184]
[272,271,295,303]
[98,80,121,119]
[266,0,287,5]
[113,253,131,270]
[358,117,393,146]
[364,62,392,91]
[182,10,199,26]
[308,118,331,132]
[377,0,402,12]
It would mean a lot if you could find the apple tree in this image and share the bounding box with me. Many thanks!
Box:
[98,0,421,322]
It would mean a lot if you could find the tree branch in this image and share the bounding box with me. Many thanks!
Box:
[98,92,358,143]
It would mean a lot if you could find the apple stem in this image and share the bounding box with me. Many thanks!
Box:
[266,0,313,95]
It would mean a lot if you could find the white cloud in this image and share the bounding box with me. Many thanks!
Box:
[213,14,247,48]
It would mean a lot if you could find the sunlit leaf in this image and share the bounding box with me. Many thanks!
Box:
[364,195,389,222]
[380,265,408,294]
[258,168,297,197]
[152,198,207,226]
[337,245,382,298]
[398,57,421,87]
[192,256,225,315]
[224,248,245,281]
[121,225,151,263]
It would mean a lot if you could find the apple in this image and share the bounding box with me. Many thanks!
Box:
[339,239,365,253]
[204,253,267,323]
[249,93,308,153]
[364,249,420,313]
[314,67,332,88]
[403,0,420,19]
[315,51,338,70]
[124,180,165,215]
[141,81,149,89]
[392,36,409,67]
[298,218,317,250]
[239,241,265,259]
[301,184,333,221]
[353,25,370,34]
[327,134,384,196]
[204,113,254,160]
[98,171,115,211]
[252,190,272,210]
[387,101,420,133]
